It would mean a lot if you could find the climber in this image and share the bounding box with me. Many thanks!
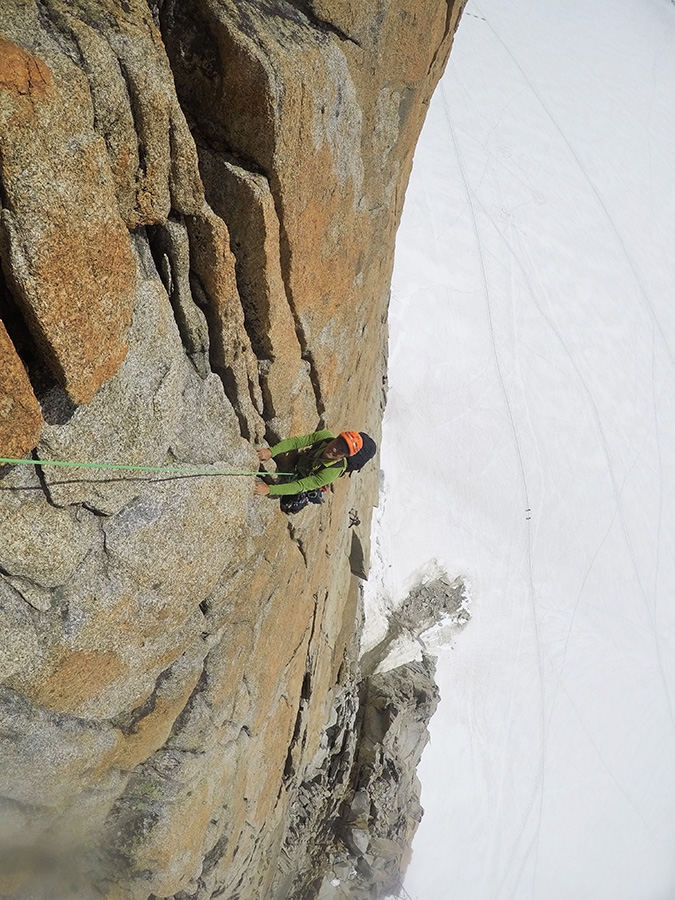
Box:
[254,429,364,499]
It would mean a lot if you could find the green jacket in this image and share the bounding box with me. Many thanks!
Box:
[267,430,347,496]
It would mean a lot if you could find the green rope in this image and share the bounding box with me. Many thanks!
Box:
[0,456,294,477]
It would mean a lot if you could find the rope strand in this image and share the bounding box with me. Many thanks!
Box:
[0,456,294,477]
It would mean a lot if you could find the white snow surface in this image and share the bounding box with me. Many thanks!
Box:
[363,1,675,898]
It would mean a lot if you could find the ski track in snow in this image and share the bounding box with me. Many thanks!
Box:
[473,1,675,375]
[478,192,675,745]
[441,73,662,900]
[439,80,551,900]
[467,8,675,744]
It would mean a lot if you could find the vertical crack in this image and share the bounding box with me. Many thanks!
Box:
[188,271,254,441]
[146,215,211,379]
[285,520,308,567]
[269,176,326,424]
[30,449,58,508]
[282,594,322,784]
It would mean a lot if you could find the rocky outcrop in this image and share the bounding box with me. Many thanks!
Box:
[271,656,440,900]
[362,571,472,675]
[0,27,138,406]
[334,657,440,900]
[0,1,467,898]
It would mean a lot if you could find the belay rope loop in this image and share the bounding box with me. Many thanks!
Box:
[0,456,295,478]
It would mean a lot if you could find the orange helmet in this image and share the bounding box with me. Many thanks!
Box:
[339,431,363,456]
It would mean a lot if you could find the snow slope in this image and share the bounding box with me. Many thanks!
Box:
[364,1,675,897]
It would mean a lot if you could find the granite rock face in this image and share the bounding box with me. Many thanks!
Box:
[0,1,466,897]
[334,656,440,900]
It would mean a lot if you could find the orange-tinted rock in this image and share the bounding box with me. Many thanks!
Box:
[197,150,319,439]
[0,319,41,457]
[0,37,136,404]
[23,651,128,715]
[163,0,462,423]
[0,36,52,101]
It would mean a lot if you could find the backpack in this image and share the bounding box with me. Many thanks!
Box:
[344,432,377,476]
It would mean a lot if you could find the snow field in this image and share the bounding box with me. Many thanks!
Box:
[365,1,675,898]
